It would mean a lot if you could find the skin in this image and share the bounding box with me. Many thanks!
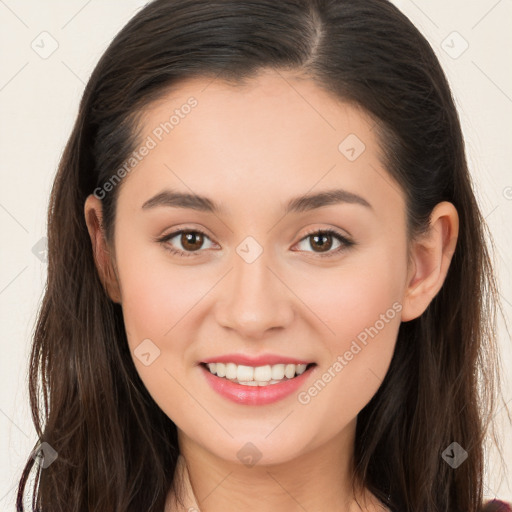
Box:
[84,69,459,512]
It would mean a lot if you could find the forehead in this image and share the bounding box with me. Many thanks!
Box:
[118,69,405,219]
[142,70,377,145]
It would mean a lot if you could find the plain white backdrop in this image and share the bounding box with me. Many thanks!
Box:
[1,0,511,509]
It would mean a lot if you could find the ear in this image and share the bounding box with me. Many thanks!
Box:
[401,201,459,322]
[84,194,122,304]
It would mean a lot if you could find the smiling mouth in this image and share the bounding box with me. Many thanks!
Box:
[200,362,317,386]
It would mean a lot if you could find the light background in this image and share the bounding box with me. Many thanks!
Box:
[1,0,511,508]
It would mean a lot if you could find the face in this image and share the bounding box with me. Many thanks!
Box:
[88,69,413,465]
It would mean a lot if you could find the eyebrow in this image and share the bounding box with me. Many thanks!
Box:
[141,188,372,214]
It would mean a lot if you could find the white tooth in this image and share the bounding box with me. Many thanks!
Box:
[284,364,296,379]
[254,365,272,382]
[271,364,285,380]
[235,378,291,386]
[237,364,254,382]
[216,362,226,377]
[225,363,237,379]
[210,362,309,382]
[296,364,307,375]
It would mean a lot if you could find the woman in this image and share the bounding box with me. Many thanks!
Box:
[16,0,510,510]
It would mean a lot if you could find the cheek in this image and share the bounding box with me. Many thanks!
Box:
[291,246,404,417]
[112,241,194,390]
[115,238,208,344]
[294,243,405,346]
[114,247,205,420]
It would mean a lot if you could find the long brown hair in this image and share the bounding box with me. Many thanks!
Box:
[16,0,509,510]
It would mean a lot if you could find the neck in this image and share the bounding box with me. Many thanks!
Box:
[165,419,388,512]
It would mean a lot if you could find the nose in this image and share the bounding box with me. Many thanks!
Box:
[214,249,295,339]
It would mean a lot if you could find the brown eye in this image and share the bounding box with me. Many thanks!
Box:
[180,231,205,251]
[294,229,354,258]
[158,228,215,257]
[308,232,334,253]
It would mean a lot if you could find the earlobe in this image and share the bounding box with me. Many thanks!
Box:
[84,194,122,304]
[401,201,459,322]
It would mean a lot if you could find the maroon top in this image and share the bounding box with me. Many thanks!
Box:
[482,500,512,512]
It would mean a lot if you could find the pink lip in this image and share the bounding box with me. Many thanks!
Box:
[201,353,313,366]
[200,363,317,406]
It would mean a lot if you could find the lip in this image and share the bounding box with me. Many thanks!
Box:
[201,353,314,366]
[200,362,317,406]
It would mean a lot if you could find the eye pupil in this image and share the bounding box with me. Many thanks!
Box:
[182,231,204,251]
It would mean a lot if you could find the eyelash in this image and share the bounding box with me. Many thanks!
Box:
[156,227,355,259]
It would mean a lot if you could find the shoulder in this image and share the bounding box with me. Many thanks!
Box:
[482,500,512,512]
